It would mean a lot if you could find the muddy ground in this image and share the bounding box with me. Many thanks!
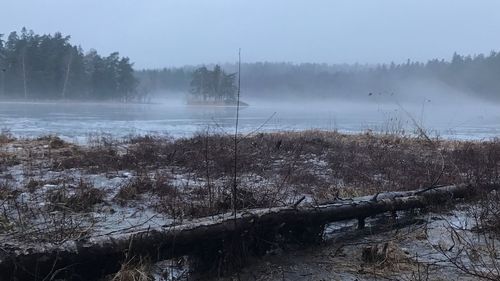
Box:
[208,211,479,281]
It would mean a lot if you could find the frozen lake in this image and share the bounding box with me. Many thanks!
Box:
[0,99,499,142]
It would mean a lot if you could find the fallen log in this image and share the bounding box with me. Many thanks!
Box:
[0,184,480,279]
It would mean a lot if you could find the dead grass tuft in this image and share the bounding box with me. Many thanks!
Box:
[109,258,153,281]
[0,129,15,144]
[114,176,154,203]
[46,179,105,212]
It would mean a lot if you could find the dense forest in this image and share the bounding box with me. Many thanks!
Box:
[2,28,499,102]
[0,28,139,101]
[137,52,500,101]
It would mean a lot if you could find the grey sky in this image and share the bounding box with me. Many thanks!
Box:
[2,0,500,68]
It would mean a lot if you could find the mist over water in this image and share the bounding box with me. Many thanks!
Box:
[1,92,498,143]
[1,1,500,143]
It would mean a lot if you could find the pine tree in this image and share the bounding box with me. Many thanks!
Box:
[189,65,237,102]
[0,28,138,100]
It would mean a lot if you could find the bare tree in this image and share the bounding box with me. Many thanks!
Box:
[61,50,73,99]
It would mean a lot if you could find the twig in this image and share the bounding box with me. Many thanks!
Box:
[232,48,242,217]
[238,112,277,142]
[292,196,306,208]
[413,184,446,196]
[396,102,433,145]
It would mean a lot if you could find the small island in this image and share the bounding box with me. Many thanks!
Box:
[187,64,248,106]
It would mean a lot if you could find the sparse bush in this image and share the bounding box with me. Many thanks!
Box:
[0,179,16,201]
[48,136,67,149]
[46,179,105,212]
[25,178,40,192]
[0,128,15,144]
[115,176,154,203]
[6,131,500,222]
[436,190,500,280]
[109,258,153,281]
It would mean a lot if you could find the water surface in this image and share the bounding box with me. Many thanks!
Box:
[0,100,498,142]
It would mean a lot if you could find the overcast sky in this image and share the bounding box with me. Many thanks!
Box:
[1,0,500,69]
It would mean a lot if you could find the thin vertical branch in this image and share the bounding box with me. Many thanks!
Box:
[21,48,27,99]
[0,52,5,96]
[62,50,73,99]
[232,48,241,216]
[0,69,5,97]
[204,126,212,212]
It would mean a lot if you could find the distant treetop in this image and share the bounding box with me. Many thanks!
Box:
[136,52,500,102]
[0,28,139,101]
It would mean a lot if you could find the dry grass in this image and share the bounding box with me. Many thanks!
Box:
[0,129,15,144]
[109,258,153,281]
[1,130,500,243]
[1,130,499,280]
[114,176,154,203]
[46,179,105,212]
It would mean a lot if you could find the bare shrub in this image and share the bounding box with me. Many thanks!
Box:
[36,135,68,149]
[362,242,392,264]
[115,176,154,203]
[124,135,174,168]
[0,150,20,170]
[151,171,177,197]
[46,179,105,212]
[0,128,15,144]
[4,131,500,232]
[446,140,500,186]
[437,191,500,280]
[109,258,153,281]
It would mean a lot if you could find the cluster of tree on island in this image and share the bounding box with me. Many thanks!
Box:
[188,65,238,102]
[0,28,139,101]
[138,52,500,102]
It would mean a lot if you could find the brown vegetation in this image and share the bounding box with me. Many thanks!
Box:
[3,131,500,222]
[0,130,499,280]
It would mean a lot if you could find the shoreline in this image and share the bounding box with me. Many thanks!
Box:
[0,98,158,106]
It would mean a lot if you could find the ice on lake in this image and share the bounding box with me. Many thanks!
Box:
[1,98,499,143]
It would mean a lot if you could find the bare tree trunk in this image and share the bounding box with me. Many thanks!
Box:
[61,51,73,99]
[0,184,480,280]
[0,69,5,96]
[21,50,27,99]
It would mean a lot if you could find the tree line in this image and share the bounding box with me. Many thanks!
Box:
[0,28,139,101]
[137,52,500,101]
